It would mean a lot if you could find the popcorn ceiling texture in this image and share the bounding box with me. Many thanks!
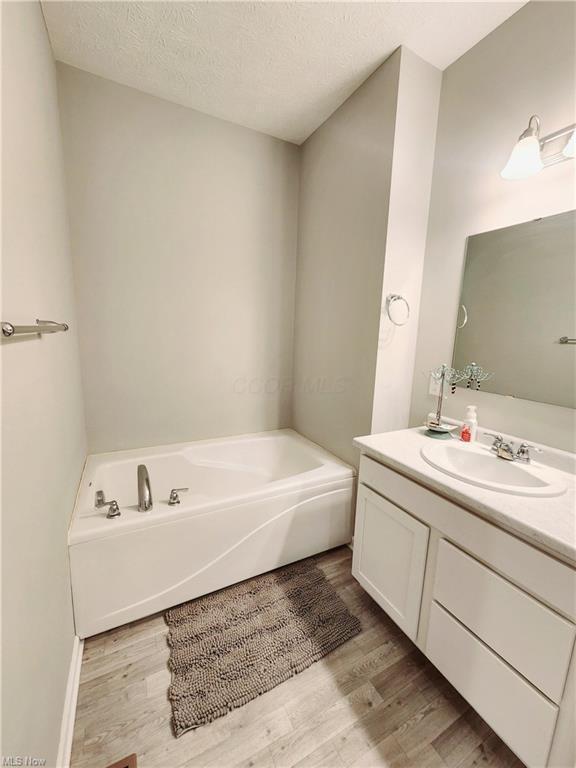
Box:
[42,1,524,144]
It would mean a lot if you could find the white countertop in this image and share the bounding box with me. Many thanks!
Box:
[354,427,576,565]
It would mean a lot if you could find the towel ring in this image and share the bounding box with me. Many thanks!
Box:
[386,294,410,326]
[457,304,468,329]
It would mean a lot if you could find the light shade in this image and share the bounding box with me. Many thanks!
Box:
[562,130,575,159]
[501,135,543,180]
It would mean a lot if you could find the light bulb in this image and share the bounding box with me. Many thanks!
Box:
[562,130,575,159]
[501,135,543,180]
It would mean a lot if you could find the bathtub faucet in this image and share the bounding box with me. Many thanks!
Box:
[137,464,153,512]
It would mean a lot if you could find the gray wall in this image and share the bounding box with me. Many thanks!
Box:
[292,48,440,466]
[410,1,576,450]
[57,65,300,453]
[292,51,400,466]
[1,4,87,765]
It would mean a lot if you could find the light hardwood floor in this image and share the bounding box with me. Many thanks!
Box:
[71,547,525,768]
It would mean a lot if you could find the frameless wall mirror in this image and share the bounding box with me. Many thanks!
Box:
[452,210,576,409]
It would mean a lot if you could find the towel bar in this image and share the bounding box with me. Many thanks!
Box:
[2,319,69,338]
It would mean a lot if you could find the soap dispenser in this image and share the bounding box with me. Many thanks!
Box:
[462,405,478,442]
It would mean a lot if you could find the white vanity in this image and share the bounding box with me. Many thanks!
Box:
[351,427,576,768]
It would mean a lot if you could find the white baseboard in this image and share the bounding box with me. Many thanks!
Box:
[56,635,84,768]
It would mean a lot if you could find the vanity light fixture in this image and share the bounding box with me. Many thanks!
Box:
[501,115,576,180]
[562,130,575,158]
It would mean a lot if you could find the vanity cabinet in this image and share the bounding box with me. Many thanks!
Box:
[352,453,576,768]
[352,485,429,640]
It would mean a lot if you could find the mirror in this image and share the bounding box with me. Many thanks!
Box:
[452,210,576,409]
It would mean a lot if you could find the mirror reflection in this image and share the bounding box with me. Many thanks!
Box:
[452,210,576,409]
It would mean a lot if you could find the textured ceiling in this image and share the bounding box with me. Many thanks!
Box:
[42,1,525,144]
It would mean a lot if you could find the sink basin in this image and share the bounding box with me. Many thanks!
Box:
[420,441,567,497]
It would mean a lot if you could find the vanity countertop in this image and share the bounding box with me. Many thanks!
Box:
[354,428,576,565]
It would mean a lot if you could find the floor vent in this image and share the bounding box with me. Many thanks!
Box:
[105,755,137,768]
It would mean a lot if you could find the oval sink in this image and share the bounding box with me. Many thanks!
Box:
[420,442,567,497]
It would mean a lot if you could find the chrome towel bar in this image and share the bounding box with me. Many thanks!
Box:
[2,319,69,338]
[559,337,576,344]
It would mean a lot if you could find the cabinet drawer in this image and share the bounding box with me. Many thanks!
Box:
[352,484,429,640]
[427,602,558,768]
[434,540,575,704]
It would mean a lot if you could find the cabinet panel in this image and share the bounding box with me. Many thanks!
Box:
[434,540,575,704]
[427,602,558,768]
[352,484,429,640]
[359,454,576,620]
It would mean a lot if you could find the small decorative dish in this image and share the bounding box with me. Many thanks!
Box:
[425,421,459,434]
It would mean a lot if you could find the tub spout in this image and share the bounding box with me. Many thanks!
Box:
[138,464,153,511]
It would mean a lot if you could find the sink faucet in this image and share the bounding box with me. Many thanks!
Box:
[485,433,516,461]
[137,464,153,511]
[483,433,542,463]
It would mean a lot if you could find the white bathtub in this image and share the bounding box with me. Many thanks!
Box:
[69,429,355,637]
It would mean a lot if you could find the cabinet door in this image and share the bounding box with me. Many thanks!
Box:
[352,483,429,640]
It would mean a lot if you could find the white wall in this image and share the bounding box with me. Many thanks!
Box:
[1,4,87,765]
[371,49,441,434]
[292,48,440,466]
[57,64,300,454]
[410,1,576,451]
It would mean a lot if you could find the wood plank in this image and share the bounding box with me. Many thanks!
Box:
[270,683,383,768]
[432,709,492,768]
[333,682,429,766]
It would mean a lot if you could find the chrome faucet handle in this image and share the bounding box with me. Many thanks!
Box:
[104,500,121,519]
[482,432,503,451]
[168,488,189,506]
[95,494,121,519]
[515,442,543,463]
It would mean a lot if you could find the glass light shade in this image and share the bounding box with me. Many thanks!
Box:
[562,131,575,158]
[500,135,543,179]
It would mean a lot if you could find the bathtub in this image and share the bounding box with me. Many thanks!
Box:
[69,429,355,637]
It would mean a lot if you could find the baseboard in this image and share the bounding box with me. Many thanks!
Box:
[56,635,84,768]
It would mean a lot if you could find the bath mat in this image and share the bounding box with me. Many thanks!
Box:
[165,557,361,736]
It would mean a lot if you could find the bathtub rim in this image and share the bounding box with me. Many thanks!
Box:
[69,429,356,545]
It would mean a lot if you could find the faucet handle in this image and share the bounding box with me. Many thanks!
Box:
[168,488,189,505]
[516,442,543,463]
[98,499,121,518]
[482,432,503,451]
[95,490,121,518]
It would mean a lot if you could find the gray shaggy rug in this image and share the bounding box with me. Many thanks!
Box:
[165,557,361,736]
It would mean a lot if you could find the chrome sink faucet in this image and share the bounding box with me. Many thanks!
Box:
[483,433,542,463]
[138,464,153,511]
[484,433,515,461]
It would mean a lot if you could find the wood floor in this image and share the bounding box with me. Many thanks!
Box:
[70,548,525,768]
